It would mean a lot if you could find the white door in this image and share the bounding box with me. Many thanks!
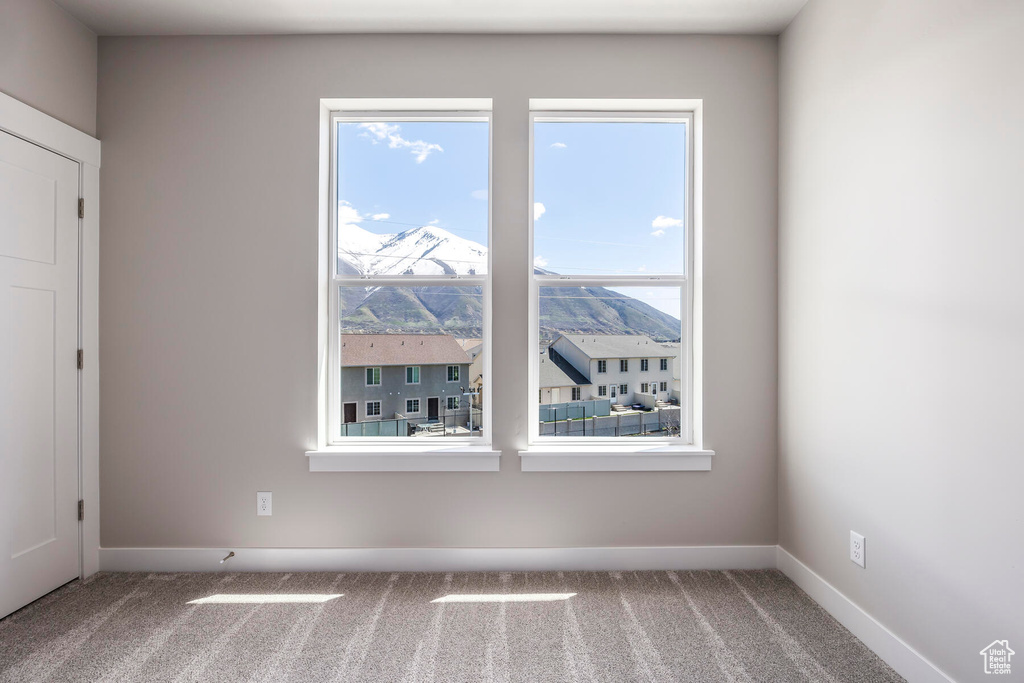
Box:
[0,130,80,619]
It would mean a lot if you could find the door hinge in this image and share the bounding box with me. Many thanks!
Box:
[77,349,84,370]
[78,499,84,521]
[78,198,85,219]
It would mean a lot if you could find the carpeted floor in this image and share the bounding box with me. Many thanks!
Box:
[0,570,902,682]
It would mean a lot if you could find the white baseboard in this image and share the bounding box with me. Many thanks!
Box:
[776,547,954,683]
[99,545,777,573]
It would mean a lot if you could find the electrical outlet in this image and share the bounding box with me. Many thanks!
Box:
[257,491,272,516]
[850,531,865,567]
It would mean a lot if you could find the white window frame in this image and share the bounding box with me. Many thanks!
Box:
[522,99,712,472]
[619,384,629,395]
[640,359,649,372]
[365,400,381,418]
[308,98,498,472]
[641,383,649,394]
[406,366,420,385]
[406,398,421,415]
[660,358,669,371]
[597,359,607,373]
[598,385,607,397]
[619,359,629,373]
[365,367,381,387]
[446,395,460,411]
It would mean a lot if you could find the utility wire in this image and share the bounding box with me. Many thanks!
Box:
[339,249,677,275]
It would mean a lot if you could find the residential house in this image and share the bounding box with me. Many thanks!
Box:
[549,334,676,405]
[340,334,472,426]
[661,342,683,402]
[459,338,485,408]
[539,346,592,404]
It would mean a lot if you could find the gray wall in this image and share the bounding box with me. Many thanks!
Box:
[779,1,1024,680]
[0,0,97,135]
[98,34,778,549]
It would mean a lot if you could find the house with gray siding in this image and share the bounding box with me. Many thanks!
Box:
[341,334,472,429]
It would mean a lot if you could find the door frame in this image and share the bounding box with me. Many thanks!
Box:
[0,91,101,579]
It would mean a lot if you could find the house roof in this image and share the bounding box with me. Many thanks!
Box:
[557,334,676,360]
[539,348,591,388]
[341,334,471,367]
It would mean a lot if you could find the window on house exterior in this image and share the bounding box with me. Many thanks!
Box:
[330,109,489,441]
[597,360,607,373]
[571,387,582,401]
[660,381,668,392]
[598,385,607,397]
[660,358,669,371]
[532,109,691,443]
[447,396,460,410]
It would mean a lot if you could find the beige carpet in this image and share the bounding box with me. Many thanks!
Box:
[0,570,902,682]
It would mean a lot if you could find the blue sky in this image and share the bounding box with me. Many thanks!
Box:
[533,121,686,278]
[336,120,685,318]
[337,121,490,244]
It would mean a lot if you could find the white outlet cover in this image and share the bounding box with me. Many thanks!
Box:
[850,530,865,567]
[257,491,272,516]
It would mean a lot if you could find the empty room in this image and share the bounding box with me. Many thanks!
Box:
[0,0,1020,680]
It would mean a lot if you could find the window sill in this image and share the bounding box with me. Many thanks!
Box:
[306,445,500,472]
[518,445,713,472]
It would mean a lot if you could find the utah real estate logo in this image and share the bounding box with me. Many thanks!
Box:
[980,640,1014,675]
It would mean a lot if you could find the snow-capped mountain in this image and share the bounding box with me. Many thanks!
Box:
[339,224,487,277]
[337,213,679,339]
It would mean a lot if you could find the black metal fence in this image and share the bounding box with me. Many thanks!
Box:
[340,409,484,437]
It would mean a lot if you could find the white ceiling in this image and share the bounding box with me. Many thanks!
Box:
[55,0,809,36]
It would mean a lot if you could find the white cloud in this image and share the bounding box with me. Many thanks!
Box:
[371,213,390,220]
[338,200,364,225]
[651,215,683,229]
[534,202,546,220]
[357,122,443,163]
[428,219,440,225]
[534,255,549,268]
[650,229,665,237]
[470,189,488,201]
[550,142,567,149]
[638,265,647,272]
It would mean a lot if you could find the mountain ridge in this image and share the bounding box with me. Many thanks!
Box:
[338,215,680,340]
